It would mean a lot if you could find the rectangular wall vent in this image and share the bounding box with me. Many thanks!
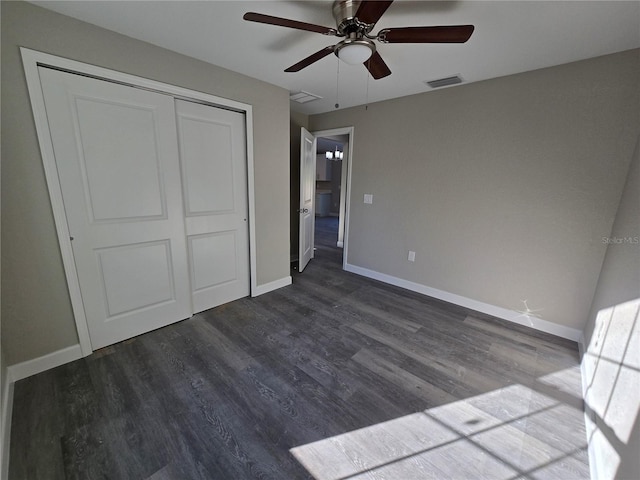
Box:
[290,91,323,104]
[425,75,463,89]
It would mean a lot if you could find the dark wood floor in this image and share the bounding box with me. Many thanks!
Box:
[9,216,589,479]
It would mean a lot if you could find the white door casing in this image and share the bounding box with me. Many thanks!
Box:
[39,67,193,349]
[337,140,349,248]
[311,127,355,271]
[175,100,250,313]
[299,127,316,272]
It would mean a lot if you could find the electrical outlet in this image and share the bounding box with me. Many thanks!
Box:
[408,251,416,262]
[364,194,373,204]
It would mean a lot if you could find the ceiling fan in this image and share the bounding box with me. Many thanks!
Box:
[243,0,474,79]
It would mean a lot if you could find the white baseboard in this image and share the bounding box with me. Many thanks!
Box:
[344,263,582,341]
[252,276,292,297]
[1,372,14,480]
[577,332,587,359]
[1,344,83,478]
[8,344,83,383]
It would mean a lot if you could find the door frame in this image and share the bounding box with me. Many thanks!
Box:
[21,48,258,356]
[311,127,354,271]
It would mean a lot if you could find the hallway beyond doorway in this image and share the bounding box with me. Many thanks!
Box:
[315,216,339,248]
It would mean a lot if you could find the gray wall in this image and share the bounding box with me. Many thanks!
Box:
[581,136,639,480]
[0,0,5,463]
[310,49,640,333]
[583,134,640,345]
[0,346,7,478]
[1,1,291,365]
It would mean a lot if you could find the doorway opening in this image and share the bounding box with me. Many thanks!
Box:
[292,125,353,273]
[312,128,352,269]
[315,134,345,243]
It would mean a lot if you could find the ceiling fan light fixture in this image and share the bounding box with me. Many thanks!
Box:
[335,39,375,65]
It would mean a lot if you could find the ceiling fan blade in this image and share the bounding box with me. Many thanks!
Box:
[285,46,335,72]
[378,25,475,43]
[365,51,392,80]
[355,0,394,25]
[243,12,336,35]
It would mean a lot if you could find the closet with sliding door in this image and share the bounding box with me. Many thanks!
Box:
[37,66,250,350]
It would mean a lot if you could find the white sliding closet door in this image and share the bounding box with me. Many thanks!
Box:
[175,100,250,313]
[39,67,192,349]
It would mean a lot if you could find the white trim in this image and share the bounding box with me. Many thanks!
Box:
[337,241,344,248]
[252,276,292,297]
[21,49,253,113]
[344,263,583,341]
[1,373,14,480]
[8,345,83,383]
[245,108,258,300]
[20,48,258,355]
[1,344,83,477]
[310,127,355,272]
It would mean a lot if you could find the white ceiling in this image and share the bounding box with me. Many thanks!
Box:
[31,1,640,115]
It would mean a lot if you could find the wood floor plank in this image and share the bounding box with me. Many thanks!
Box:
[351,348,457,406]
[349,321,507,395]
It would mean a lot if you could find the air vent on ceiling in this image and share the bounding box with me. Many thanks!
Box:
[290,91,323,104]
[425,75,463,89]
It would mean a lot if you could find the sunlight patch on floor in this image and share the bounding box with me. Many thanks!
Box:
[290,368,588,479]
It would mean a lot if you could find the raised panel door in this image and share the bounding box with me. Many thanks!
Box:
[175,100,250,313]
[39,67,192,349]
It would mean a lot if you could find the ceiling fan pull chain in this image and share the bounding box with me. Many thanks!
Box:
[365,63,370,110]
[335,58,340,109]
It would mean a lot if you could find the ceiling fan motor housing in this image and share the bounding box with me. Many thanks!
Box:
[333,0,374,36]
[332,0,377,63]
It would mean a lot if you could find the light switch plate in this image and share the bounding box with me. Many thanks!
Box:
[364,194,373,204]
[408,251,416,262]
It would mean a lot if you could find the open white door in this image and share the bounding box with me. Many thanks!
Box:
[299,127,316,272]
